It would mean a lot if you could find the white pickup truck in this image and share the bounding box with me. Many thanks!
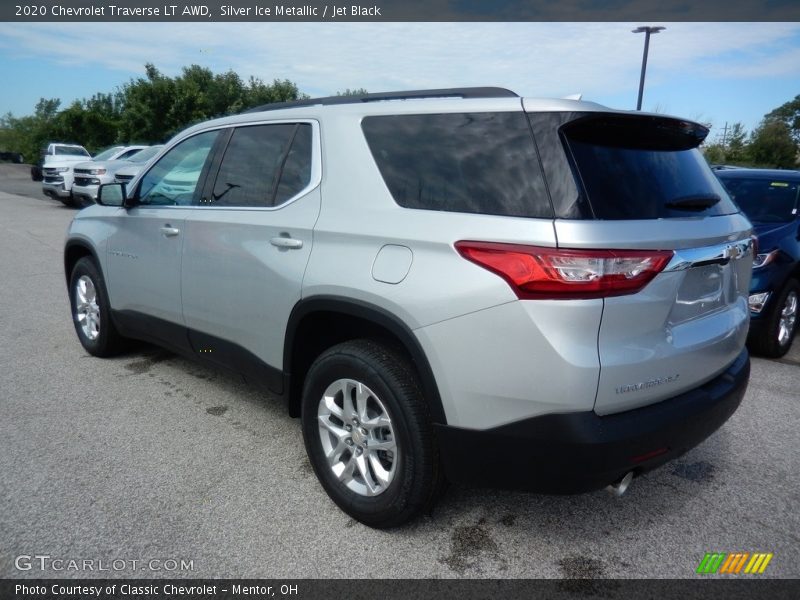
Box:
[41,143,91,204]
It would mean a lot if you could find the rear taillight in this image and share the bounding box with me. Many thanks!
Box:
[455,241,673,300]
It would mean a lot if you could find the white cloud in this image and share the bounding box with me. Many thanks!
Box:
[1,22,798,99]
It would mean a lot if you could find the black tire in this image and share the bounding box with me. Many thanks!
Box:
[64,192,79,208]
[73,195,92,209]
[748,279,799,358]
[68,257,128,357]
[301,339,444,528]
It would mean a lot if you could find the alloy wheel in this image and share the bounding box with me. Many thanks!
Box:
[317,378,397,497]
[75,275,101,341]
[778,290,798,347]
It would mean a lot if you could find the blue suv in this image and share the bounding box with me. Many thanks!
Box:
[717,168,800,357]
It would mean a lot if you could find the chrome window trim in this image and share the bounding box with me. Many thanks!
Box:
[131,119,321,212]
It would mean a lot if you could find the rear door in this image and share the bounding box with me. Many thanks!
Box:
[528,109,753,415]
[180,121,321,393]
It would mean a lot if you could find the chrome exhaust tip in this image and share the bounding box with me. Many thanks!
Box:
[606,471,634,497]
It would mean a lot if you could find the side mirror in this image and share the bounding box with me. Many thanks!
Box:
[97,182,136,208]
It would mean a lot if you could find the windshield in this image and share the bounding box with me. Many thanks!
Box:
[126,146,163,163]
[718,177,799,223]
[93,146,125,161]
[54,145,90,157]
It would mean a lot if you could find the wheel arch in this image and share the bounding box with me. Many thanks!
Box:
[284,296,447,425]
[64,240,102,285]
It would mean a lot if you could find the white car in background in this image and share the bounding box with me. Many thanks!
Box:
[112,145,165,187]
[41,144,91,202]
[71,145,156,207]
[45,145,146,206]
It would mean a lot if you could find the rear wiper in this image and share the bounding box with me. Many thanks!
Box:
[665,194,721,212]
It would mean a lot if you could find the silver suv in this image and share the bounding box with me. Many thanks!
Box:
[64,88,753,528]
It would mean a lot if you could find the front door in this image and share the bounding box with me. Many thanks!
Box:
[105,130,221,347]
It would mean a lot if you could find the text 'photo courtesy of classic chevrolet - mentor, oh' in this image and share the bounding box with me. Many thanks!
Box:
[63,88,753,528]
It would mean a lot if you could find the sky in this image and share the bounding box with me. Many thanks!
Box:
[0,22,798,142]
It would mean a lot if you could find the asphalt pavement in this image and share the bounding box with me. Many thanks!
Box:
[0,164,798,579]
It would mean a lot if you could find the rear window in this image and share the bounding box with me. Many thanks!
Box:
[718,176,799,223]
[562,115,738,219]
[362,112,552,219]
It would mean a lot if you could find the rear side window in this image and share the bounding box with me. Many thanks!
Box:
[209,123,312,208]
[562,115,738,219]
[362,112,552,218]
[719,177,799,223]
[275,124,313,205]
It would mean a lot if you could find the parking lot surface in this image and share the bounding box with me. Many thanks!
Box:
[1,164,798,578]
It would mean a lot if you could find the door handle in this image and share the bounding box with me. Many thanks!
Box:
[270,236,303,249]
[160,226,180,237]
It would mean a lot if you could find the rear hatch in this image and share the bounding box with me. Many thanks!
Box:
[527,108,753,415]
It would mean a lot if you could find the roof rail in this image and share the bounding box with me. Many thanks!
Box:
[245,87,519,113]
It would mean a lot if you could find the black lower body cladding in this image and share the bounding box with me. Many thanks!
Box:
[435,349,749,493]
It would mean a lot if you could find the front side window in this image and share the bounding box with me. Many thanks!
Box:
[208,123,312,208]
[138,131,219,206]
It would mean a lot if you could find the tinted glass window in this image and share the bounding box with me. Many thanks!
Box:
[210,124,298,207]
[275,124,313,205]
[138,130,219,206]
[718,177,799,223]
[93,146,125,161]
[527,112,586,218]
[55,146,90,157]
[127,145,163,163]
[116,148,143,160]
[362,112,552,218]
[563,115,738,219]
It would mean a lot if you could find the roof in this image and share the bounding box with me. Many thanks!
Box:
[171,86,702,146]
[244,87,519,113]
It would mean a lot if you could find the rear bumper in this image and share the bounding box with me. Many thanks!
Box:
[435,348,749,493]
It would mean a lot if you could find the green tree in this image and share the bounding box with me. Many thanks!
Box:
[702,143,726,165]
[118,63,178,142]
[766,94,800,144]
[243,77,305,108]
[45,93,124,153]
[748,119,798,168]
[336,88,369,97]
[0,64,305,162]
[725,122,750,164]
[118,65,304,141]
[702,122,750,166]
[0,97,64,162]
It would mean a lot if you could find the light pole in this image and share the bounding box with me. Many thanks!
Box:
[632,26,665,111]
